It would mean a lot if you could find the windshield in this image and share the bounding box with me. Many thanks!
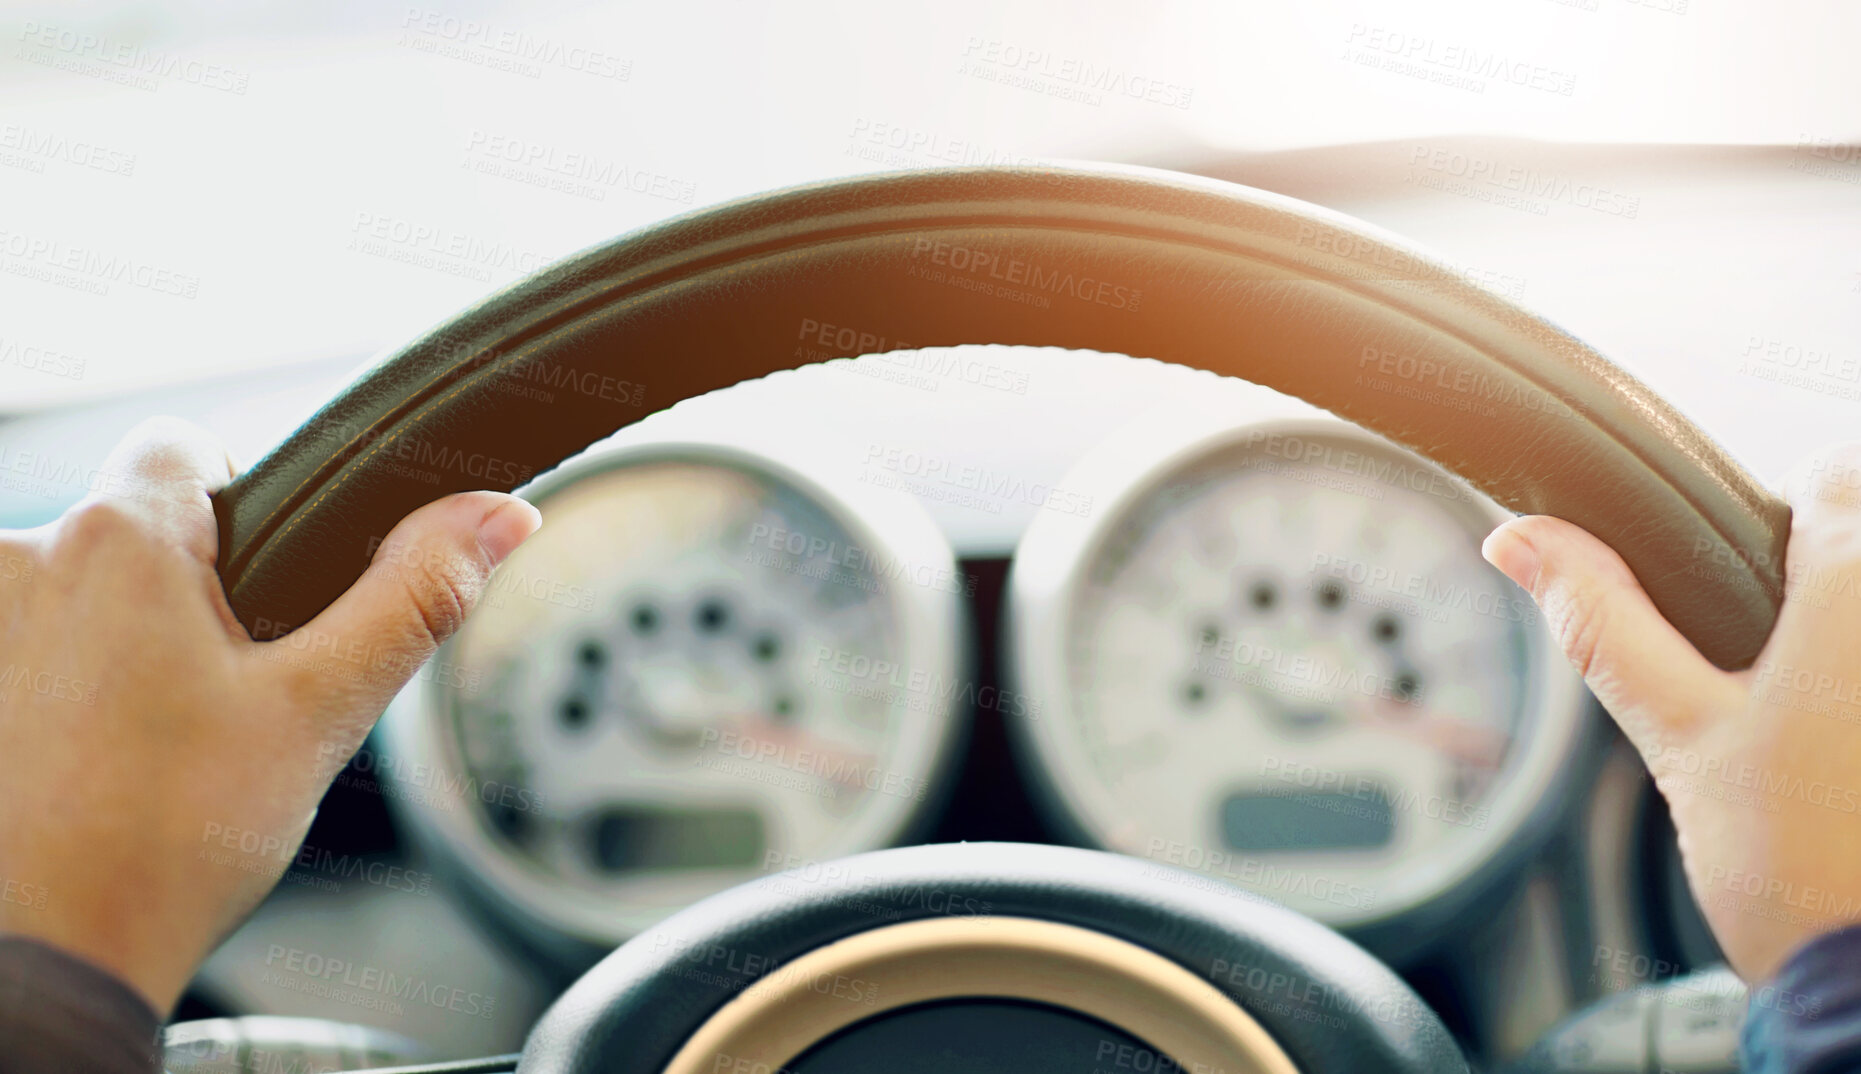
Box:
[1,0,1856,409]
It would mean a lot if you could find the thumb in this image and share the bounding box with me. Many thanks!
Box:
[276,490,541,721]
[1482,515,1738,754]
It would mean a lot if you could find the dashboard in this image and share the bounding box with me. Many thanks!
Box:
[374,387,1589,974]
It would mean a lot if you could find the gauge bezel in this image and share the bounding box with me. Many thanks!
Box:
[381,433,968,958]
[1006,399,1589,933]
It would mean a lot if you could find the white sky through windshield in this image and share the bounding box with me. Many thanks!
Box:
[0,0,1856,409]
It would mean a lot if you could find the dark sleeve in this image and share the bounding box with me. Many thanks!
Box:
[0,936,162,1074]
[1741,924,1861,1074]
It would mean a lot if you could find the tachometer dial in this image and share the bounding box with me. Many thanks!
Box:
[384,438,965,958]
[1009,407,1585,932]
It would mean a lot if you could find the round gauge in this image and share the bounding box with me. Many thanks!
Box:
[383,438,966,957]
[1009,409,1585,931]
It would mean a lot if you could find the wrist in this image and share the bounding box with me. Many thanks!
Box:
[2,899,204,1016]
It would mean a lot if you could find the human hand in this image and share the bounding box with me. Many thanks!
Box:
[0,417,540,1014]
[1483,443,1861,982]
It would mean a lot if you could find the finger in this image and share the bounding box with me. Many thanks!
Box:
[274,490,541,720]
[86,416,237,567]
[1778,441,1861,553]
[1755,444,1861,711]
[1482,515,1740,752]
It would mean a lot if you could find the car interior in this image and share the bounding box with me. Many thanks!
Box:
[2,3,1857,1072]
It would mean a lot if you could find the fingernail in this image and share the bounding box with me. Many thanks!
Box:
[477,497,542,566]
[1482,525,1541,592]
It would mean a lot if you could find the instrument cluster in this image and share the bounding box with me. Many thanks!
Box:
[382,393,1589,965]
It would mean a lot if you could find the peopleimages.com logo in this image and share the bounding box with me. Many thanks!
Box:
[908,237,1142,311]
[261,946,496,1019]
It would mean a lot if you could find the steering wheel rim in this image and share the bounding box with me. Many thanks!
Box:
[515,842,1465,1073]
[213,162,1786,670]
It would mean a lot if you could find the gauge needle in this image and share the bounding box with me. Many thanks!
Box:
[1361,705,1508,768]
[735,716,882,791]
[1239,682,1506,768]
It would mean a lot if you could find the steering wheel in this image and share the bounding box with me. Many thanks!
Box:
[209,163,1790,1073]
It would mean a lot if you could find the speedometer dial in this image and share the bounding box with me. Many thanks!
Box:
[1010,408,1585,931]
[384,439,965,959]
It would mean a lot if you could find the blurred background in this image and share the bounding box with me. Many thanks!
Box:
[1,0,1857,494]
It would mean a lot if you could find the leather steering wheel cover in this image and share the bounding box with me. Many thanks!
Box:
[515,842,1466,1074]
[214,163,1788,668]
